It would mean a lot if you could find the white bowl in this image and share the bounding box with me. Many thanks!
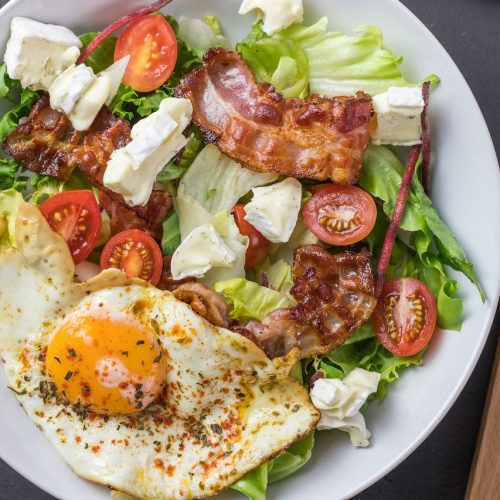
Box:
[0,0,499,499]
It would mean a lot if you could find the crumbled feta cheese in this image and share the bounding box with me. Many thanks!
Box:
[244,178,302,243]
[310,368,380,447]
[103,98,193,206]
[171,223,236,280]
[371,86,424,146]
[239,0,303,35]
[4,16,82,91]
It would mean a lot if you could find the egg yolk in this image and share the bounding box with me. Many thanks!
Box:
[45,314,168,415]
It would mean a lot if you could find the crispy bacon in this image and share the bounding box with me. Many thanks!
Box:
[98,190,172,241]
[175,48,372,184]
[157,256,197,292]
[173,282,230,328]
[243,245,377,359]
[2,94,172,240]
[3,94,130,180]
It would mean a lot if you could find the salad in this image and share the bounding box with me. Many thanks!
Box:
[0,0,483,498]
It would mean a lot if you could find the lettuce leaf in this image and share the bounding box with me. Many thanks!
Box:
[178,16,229,56]
[232,464,268,500]
[0,157,28,192]
[0,189,24,250]
[308,324,425,400]
[161,212,181,256]
[79,33,117,73]
[237,22,309,98]
[359,145,483,329]
[156,127,204,185]
[0,63,39,142]
[292,20,439,97]
[178,144,277,215]
[238,19,439,98]
[213,278,294,322]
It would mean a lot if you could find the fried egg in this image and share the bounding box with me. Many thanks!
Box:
[0,204,319,499]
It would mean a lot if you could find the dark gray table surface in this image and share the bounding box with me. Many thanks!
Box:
[0,0,499,499]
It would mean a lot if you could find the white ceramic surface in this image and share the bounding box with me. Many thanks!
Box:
[0,1,499,499]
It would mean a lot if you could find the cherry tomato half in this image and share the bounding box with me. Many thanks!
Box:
[233,204,270,269]
[114,14,177,93]
[40,190,102,264]
[303,184,377,246]
[372,277,437,357]
[100,229,163,285]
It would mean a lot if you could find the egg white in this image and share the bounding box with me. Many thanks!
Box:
[0,204,319,499]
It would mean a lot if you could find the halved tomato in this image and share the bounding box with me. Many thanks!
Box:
[372,277,437,357]
[303,185,377,246]
[40,190,102,264]
[100,229,163,285]
[233,204,270,269]
[114,14,177,92]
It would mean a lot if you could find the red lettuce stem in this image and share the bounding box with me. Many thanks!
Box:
[76,0,173,65]
[375,144,422,296]
[421,81,431,195]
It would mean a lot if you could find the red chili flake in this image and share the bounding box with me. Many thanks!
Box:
[153,458,164,469]
[75,436,82,444]
[91,445,100,454]
[166,465,175,477]
[375,144,422,296]
[421,81,431,195]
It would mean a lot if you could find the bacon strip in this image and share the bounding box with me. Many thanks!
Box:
[2,94,172,240]
[173,282,230,328]
[3,94,130,180]
[242,245,377,359]
[175,48,372,184]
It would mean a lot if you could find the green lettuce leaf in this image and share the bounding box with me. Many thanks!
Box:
[238,19,439,99]
[268,432,314,483]
[178,144,277,215]
[310,324,425,399]
[237,22,309,98]
[161,212,181,256]
[156,127,204,185]
[178,16,229,56]
[0,189,24,250]
[232,464,268,500]
[0,63,39,142]
[213,278,294,322]
[291,19,439,97]
[255,258,294,294]
[359,145,483,328]
[79,33,117,73]
[0,157,28,192]
[29,169,91,205]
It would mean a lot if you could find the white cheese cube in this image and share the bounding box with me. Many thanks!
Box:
[69,73,114,131]
[239,0,303,35]
[310,368,380,447]
[4,16,82,91]
[49,64,95,116]
[171,223,236,280]
[103,98,193,206]
[49,57,129,131]
[371,87,424,146]
[388,86,424,108]
[244,177,302,243]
